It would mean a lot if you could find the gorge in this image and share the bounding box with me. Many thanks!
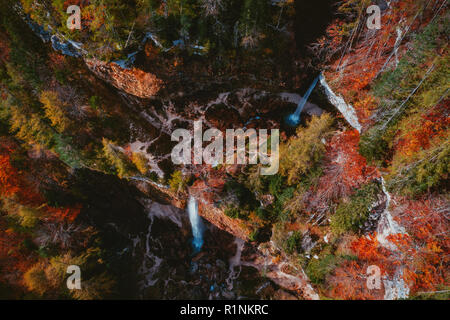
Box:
[0,0,448,301]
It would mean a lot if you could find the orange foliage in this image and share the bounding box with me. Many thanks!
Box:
[397,100,450,157]
[349,233,397,275]
[351,234,383,262]
[328,260,383,300]
[322,0,440,123]
[345,195,449,295]
[0,216,36,290]
[302,129,379,216]
[46,205,82,223]
[324,20,347,50]
[0,149,20,197]
[389,197,449,292]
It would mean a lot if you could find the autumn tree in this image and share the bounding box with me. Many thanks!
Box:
[102,138,138,178]
[40,91,71,133]
[279,113,334,185]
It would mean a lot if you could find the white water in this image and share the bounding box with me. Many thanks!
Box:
[320,72,409,299]
[286,75,320,125]
[187,196,204,252]
[376,178,407,249]
[383,269,410,300]
[136,200,186,291]
[226,238,245,289]
[319,74,362,132]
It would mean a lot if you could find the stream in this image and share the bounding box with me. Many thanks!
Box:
[319,74,409,300]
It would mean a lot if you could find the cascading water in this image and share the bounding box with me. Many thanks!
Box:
[286,75,320,126]
[187,196,204,252]
[319,74,362,132]
[320,73,409,299]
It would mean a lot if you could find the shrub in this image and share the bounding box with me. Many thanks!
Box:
[40,91,71,133]
[330,182,380,235]
[168,170,186,193]
[224,205,248,220]
[18,206,40,229]
[131,152,149,175]
[280,113,333,185]
[23,262,50,296]
[306,254,340,285]
[285,231,303,255]
[89,96,100,110]
[101,138,137,178]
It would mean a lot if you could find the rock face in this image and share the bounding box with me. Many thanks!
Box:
[134,199,273,299]
[198,199,251,242]
[85,58,163,98]
[242,242,320,300]
[188,173,251,242]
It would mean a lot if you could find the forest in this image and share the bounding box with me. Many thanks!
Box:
[0,0,448,300]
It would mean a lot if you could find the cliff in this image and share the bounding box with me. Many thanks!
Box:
[85,58,163,98]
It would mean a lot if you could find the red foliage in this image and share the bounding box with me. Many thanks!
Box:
[389,197,449,292]
[328,260,384,300]
[1,141,82,221]
[325,129,379,189]
[46,205,82,223]
[300,130,379,217]
[396,100,450,156]
[322,0,441,124]
[0,143,44,206]
[309,130,379,208]
[0,31,10,63]
[0,149,20,197]
[0,216,36,291]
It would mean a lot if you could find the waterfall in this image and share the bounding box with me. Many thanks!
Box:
[187,196,204,252]
[377,179,409,297]
[376,178,407,249]
[226,238,245,290]
[286,75,320,126]
[320,72,409,299]
[318,74,362,132]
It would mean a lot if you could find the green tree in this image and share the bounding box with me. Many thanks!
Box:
[131,152,149,175]
[40,91,71,133]
[330,182,380,235]
[101,138,137,178]
[279,113,333,185]
[168,170,186,193]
